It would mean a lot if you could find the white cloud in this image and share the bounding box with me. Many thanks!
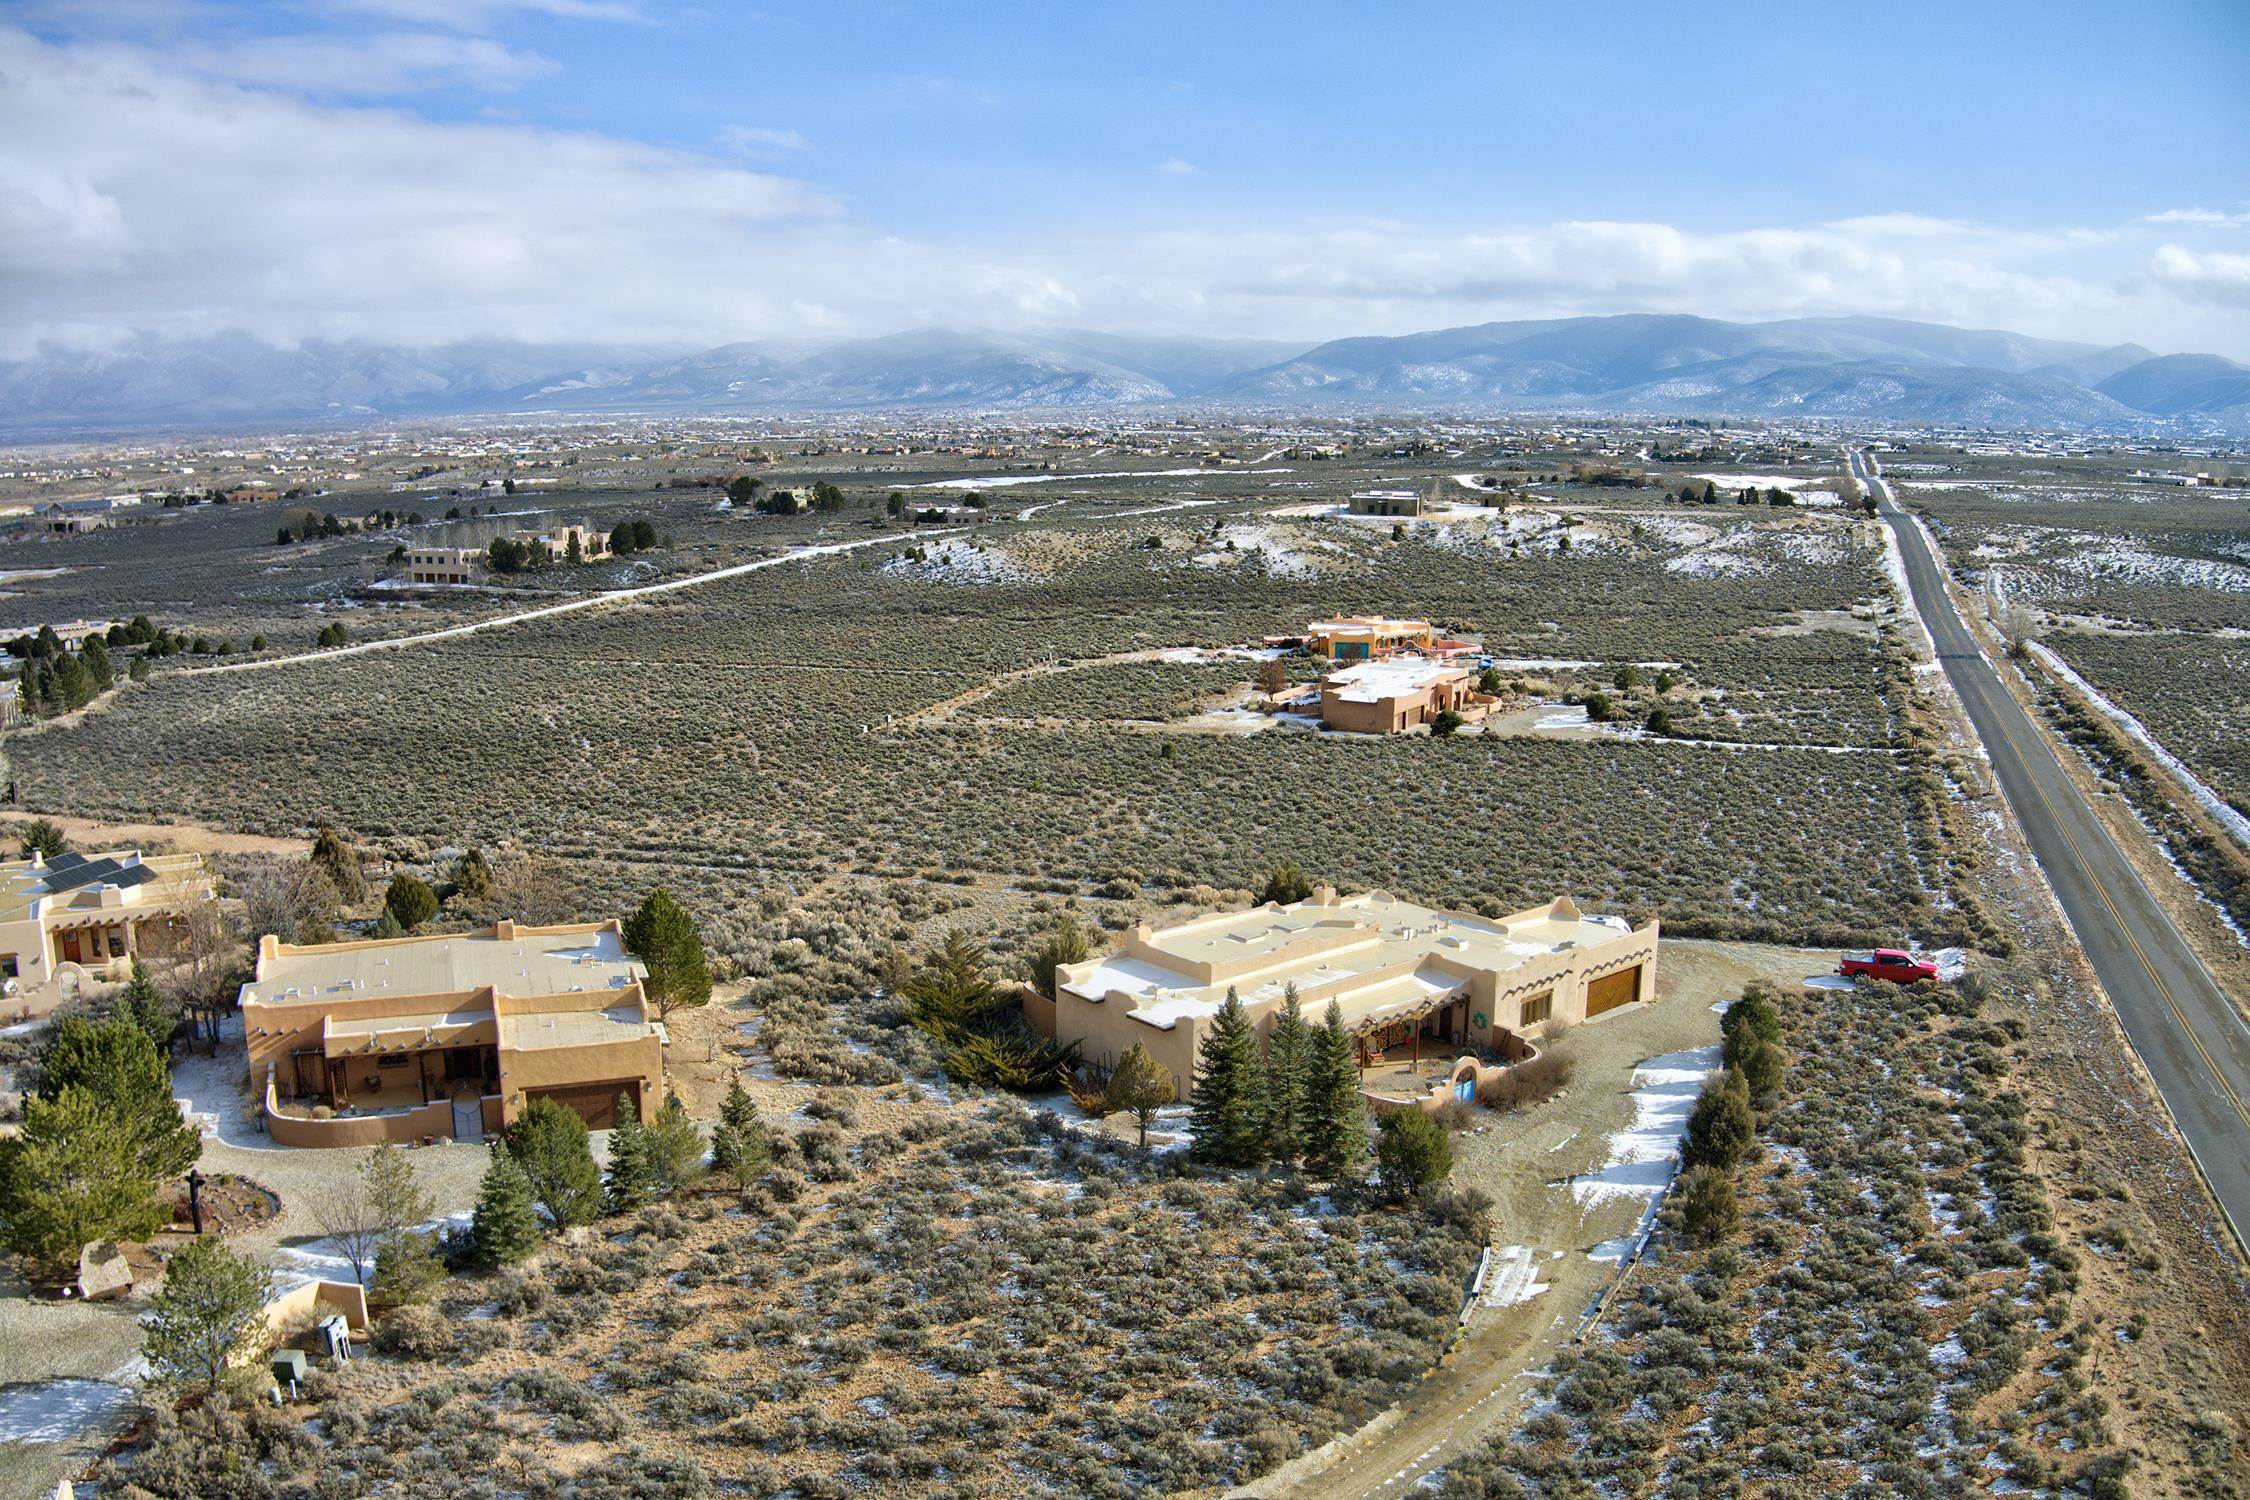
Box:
[1156,158,1198,176]
[2145,208,2250,228]
[337,0,642,27]
[3,25,2247,360]
[166,31,556,93]
[719,125,808,155]
[2148,245,2250,311]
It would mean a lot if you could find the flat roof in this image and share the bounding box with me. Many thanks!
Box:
[245,924,643,1007]
[1324,658,1463,702]
[1063,891,1634,1031]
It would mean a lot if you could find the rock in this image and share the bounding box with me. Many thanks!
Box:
[76,1241,132,1301]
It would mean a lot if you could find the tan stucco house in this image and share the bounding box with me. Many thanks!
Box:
[1306,616,1436,661]
[240,919,666,1147]
[1317,657,1493,733]
[1041,887,1657,1099]
[1,849,213,998]
[403,546,483,585]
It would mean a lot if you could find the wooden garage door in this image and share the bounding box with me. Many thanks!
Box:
[526,1080,640,1130]
[1585,966,1641,1018]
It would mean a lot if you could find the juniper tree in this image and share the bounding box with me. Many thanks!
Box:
[469,1143,541,1268]
[505,1098,601,1228]
[383,873,437,931]
[1257,861,1314,906]
[1104,1042,1176,1150]
[1303,1001,1368,1180]
[1683,1067,1757,1171]
[624,887,713,1019]
[1375,1106,1453,1197]
[604,1096,660,1213]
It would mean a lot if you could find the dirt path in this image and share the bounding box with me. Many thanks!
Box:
[896,647,1186,727]
[173,531,949,678]
[1249,939,1824,1498]
[0,809,307,857]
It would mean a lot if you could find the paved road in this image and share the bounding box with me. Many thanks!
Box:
[1860,450,2250,1247]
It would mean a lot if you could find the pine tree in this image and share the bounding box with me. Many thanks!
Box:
[113,961,177,1051]
[143,1235,273,1394]
[623,888,713,1019]
[710,1076,771,1190]
[1303,1001,1369,1180]
[469,1144,541,1268]
[370,1227,442,1305]
[648,1093,706,1194]
[1189,988,1264,1167]
[36,1016,199,1182]
[0,1087,171,1268]
[604,1095,660,1213]
[1261,984,1311,1162]
[504,1098,601,1228]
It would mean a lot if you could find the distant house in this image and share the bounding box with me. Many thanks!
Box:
[403,546,483,585]
[512,523,611,562]
[1317,657,1491,734]
[1348,489,1425,518]
[1305,616,1436,661]
[1,849,214,994]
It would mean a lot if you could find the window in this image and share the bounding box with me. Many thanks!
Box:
[1519,992,1553,1027]
[1,954,17,980]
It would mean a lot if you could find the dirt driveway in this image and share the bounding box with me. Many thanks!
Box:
[1247,938,1831,1499]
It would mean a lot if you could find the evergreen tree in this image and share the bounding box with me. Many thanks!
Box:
[1189,988,1264,1167]
[648,1093,706,1194]
[604,1095,660,1213]
[310,826,363,903]
[1682,1068,1757,1171]
[0,1087,171,1267]
[81,635,114,692]
[1260,984,1312,1162]
[1257,860,1314,906]
[470,1143,542,1268]
[17,818,68,860]
[623,887,712,1019]
[1674,1164,1740,1245]
[113,961,178,1052]
[143,1236,273,1394]
[710,1075,773,1193]
[504,1098,601,1228]
[1375,1106,1453,1197]
[370,1228,442,1305]
[383,873,438,931]
[1303,1001,1369,1179]
[1026,913,1090,998]
[453,847,493,902]
[1104,1041,1177,1150]
[36,1016,200,1182]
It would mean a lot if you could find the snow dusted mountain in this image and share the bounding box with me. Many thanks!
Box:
[0,317,2236,434]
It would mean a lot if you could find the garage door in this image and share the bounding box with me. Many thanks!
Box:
[1585,966,1641,1018]
[526,1080,641,1130]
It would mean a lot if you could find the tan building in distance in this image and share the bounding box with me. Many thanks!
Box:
[1,849,213,997]
[514,523,611,563]
[240,919,666,1147]
[1306,616,1436,661]
[403,546,483,585]
[1043,887,1658,1098]
[1317,657,1492,733]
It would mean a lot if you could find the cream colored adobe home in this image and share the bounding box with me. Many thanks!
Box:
[1040,887,1657,1099]
[1305,616,1435,661]
[514,523,611,563]
[403,545,483,585]
[0,848,213,997]
[239,919,667,1147]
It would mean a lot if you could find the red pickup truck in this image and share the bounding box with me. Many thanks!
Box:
[1839,948,1939,984]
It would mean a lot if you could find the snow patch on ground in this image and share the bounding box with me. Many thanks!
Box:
[1482,1245,1553,1308]
[1567,1045,1720,1267]
[2030,642,2250,849]
[880,537,1026,586]
[0,1378,134,1444]
[904,466,1290,491]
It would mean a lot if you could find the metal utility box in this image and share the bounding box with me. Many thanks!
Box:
[271,1348,309,1386]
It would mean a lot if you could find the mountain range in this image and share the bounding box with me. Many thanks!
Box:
[4,316,2246,436]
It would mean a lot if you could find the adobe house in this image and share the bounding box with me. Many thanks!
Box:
[239,919,666,1146]
[1043,887,1658,1099]
[1304,616,1436,661]
[1317,656,1494,734]
[0,848,214,996]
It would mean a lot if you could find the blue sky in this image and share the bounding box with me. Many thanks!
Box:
[6,0,2249,354]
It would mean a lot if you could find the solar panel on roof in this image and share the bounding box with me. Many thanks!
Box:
[42,851,91,873]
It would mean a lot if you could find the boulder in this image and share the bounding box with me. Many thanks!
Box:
[76,1241,132,1301]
